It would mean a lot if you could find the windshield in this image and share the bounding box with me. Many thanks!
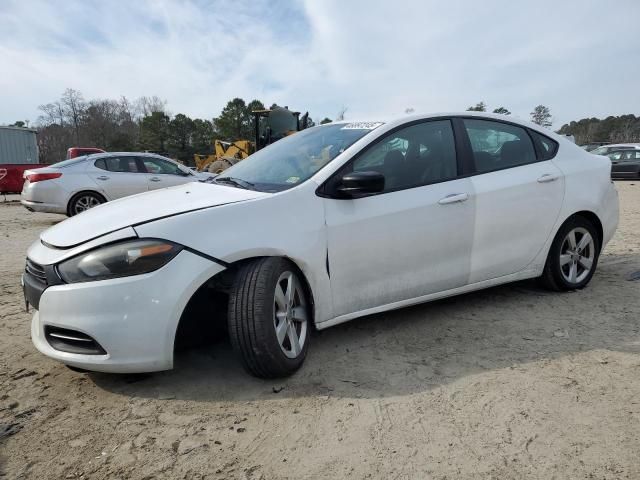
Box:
[590,146,609,155]
[216,122,382,192]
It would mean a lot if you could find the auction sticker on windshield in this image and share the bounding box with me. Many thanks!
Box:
[341,122,384,130]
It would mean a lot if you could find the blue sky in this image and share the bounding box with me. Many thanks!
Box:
[1,0,639,128]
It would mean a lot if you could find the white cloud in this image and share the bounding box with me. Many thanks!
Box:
[0,0,638,127]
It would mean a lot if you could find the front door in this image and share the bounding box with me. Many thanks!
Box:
[323,119,475,318]
[87,155,149,199]
[138,157,193,190]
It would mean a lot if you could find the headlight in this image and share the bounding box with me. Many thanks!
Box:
[57,239,182,283]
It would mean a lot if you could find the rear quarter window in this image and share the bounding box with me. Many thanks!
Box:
[529,130,559,161]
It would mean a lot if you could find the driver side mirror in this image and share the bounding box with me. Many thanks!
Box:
[337,171,385,197]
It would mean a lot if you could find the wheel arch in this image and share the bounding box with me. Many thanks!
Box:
[567,210,604,250]
[66,189,107,216]
[173,254,318,354]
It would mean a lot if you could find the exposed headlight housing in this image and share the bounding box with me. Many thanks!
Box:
[57,239,182,284]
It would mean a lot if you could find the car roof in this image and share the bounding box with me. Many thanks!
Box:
[607,143,640,148]
[81,152,173,160]
[329,111,565,143]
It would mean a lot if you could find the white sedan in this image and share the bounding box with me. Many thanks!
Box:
[21,152,212,216]
[23,113,619,378]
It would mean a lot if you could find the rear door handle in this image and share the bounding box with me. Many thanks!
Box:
[537,174,559,183]
[150,177,162,182]
[96,175,109,181]
[438,193,469,205]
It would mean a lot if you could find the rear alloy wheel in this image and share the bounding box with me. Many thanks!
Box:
[228,258,310,378]
[540,216,600,291]
[68,192,104,216]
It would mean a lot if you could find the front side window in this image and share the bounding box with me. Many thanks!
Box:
[141,157,184,175]
[464,119,537,173]
[216,123,381,192]
[349,120,457,191]
[607,151,623,161]
[95,156,140,173]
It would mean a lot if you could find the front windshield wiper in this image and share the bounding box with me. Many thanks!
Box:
[214,176,255,190]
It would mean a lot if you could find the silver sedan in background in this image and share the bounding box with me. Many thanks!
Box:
[21,152,212,216]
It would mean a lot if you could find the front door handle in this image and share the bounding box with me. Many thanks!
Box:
[96,175,109,181]
[150,177,162,182]
[438,193,469,205]
[537,174,559,183]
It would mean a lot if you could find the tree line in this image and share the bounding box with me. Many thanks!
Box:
[7,91,639,162]
[25,89,328,164]
[557,115,640,145]
[466,101,552,127]
[466,102,640,144]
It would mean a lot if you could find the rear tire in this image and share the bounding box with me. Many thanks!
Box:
[68,191,105,216]
[228,258,311,378]
[539,216,600,291]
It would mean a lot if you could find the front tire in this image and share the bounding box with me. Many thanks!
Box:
[540,216,600,291]
[68,191,105,216]
[228,258,311,378]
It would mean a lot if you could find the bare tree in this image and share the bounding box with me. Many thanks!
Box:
[37,102,65,127]
[336,106,348,121]
[61,89,86,144]
[405,107,415,114]
[136,96,167,117]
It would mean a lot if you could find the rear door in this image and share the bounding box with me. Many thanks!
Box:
[86,155,149,199]
[460,118,564,283]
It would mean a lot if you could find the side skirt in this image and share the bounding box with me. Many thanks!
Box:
[315,269,540,330]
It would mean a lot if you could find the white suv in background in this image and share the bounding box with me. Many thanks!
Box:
[21,152,212,216]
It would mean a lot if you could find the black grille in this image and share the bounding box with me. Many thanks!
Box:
[25,258,47,284]
[44,326,107,355]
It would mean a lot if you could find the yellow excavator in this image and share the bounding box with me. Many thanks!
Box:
[194,106,309,173]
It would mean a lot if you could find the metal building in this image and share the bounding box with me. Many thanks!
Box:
[0,126,39,164]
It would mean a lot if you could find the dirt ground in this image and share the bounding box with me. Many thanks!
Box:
[1,183,639,480]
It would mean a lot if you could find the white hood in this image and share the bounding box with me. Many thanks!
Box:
[41,182,268,248]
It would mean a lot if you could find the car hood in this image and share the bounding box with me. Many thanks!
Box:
[40,182,268,248]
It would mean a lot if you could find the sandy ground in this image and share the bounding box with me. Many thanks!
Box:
[0,183,639,480]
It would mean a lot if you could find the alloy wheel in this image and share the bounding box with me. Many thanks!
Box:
[559,227,595,285]
[74,195,101,214]
[273,271,308,359]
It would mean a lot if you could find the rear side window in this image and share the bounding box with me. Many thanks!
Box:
[529,130,559,160]
[95,157,140,173]
[463,119,537,173]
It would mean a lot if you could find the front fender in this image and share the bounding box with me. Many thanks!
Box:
[133,182,333,323]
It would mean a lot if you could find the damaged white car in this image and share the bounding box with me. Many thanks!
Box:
[23,113,618,378]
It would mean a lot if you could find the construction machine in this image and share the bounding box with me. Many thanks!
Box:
[194,106,309,173]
